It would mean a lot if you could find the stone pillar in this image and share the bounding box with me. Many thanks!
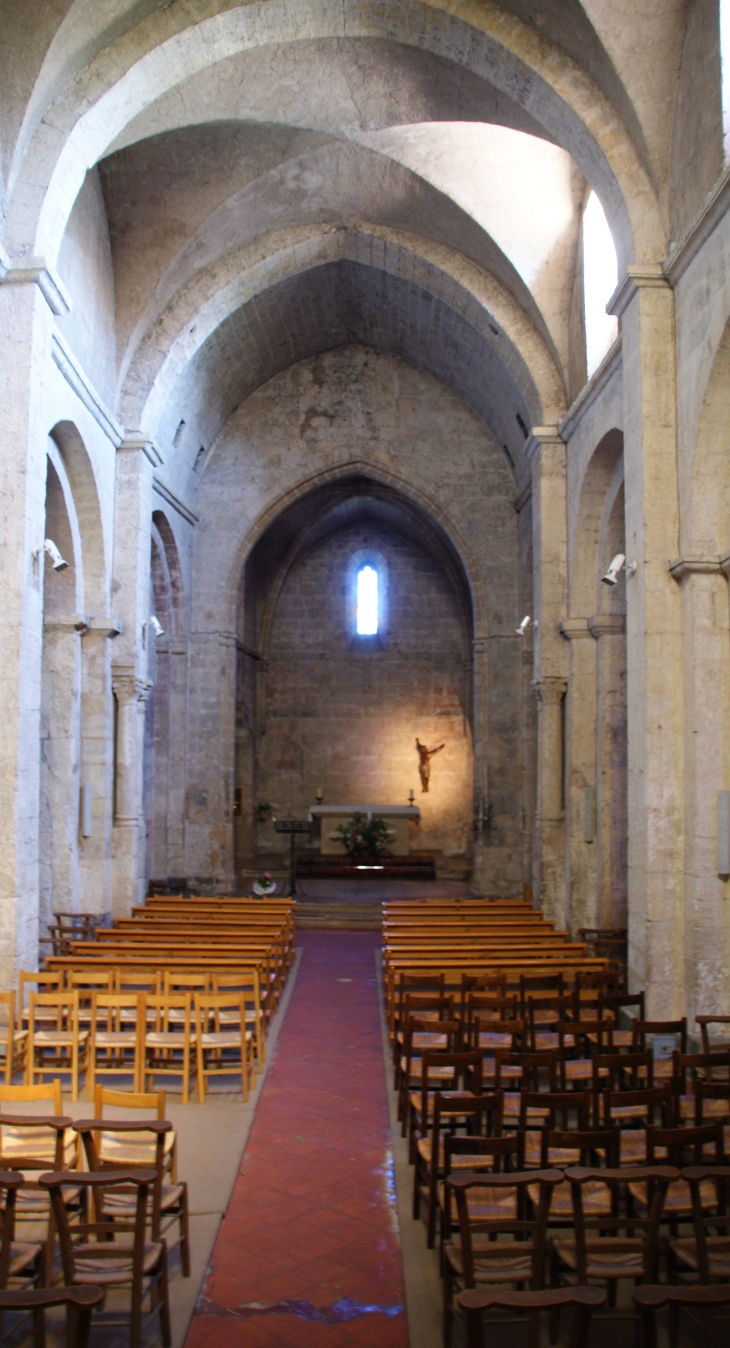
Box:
[38,616,85,933]
[0,259,70,979]
[530,427,568,924]
[470,635,489,895]
[109,435,158,911]
[79,619,121,919]
[111,671,152,915]
[590,613,628,931]
[610,266,683,1014]
[670,557,730,1026]
[559,618,598,935]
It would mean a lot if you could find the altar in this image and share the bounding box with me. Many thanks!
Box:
[308,803,421,856]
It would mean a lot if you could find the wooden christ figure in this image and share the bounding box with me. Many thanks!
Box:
[415,738,445,793]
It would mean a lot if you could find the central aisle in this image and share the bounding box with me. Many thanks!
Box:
[185,930,409,1347]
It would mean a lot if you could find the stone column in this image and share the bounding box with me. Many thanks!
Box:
[109,435,158,911]
[670,557,730,1026]
[590,613,628,931]
[79,619,121,919]
[530,426,568,924]
[559,618,598,935]
[470,635,489,895]
[111,671,152,915]
[610,266,684,1014]
[0,258,70,980]
[38,615,85,932]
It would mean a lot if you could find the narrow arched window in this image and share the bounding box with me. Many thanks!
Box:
[356,564,379,634]
[583,190,618,378]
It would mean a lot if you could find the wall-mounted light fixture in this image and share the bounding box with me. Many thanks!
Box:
[34,538,69,571]
[601,553,636,586]
[148,615,164,638]
[516,615,532,636]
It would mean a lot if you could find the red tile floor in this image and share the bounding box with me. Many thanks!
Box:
[185,931,409,1347]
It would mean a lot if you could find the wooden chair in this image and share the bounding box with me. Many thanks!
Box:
[16,972,65,1028]
[632,1018,688,1082]
[440,1132,524,1258]
[94,1085,177,1183]
[143,994,196,1104]
[535,1127,619,1223]
[0,1171,44,1297]
[444,1169,563,1348]
[212,969,266,1073]
[668,1165,730,1287]
[393,995,454,1087]
[697,1014,730,1057]
[638,1120,726,1219]
[525,992,575,1050]
[494,1049,558,1128]
[88,992,145,1094]
[673,1050,730,1122]
[598,991,645,1047]
[557,1018,613,1090]
[195,992,253,1102]
[40,1168,172,1348]
[458,1286,606,1348]
[601,1082,673,1165]
[591,1049,655,1126]
[26,991,88,1101]
[519,1088,592,1166]
[0,994,26,1086]
[397,1016,461,1130]
[0,1113,78,1282]
[0,1285,104,1348]
[412,1091,504,1248]
[76,1119,190,1278]
[519,973,564,1025]
[632,1284,730,1348]
[66,969,115,1029]
[407,1049,483,1163]
[550,1165,678,1319]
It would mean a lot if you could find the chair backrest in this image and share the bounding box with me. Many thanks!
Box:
[646,1120,725,1166]
[403,1016,461,1062]
[145,993,193,1030]
[471,1018,523,1053]
[67,970,113,992]
[0,993,15,1036]
[526,992,574,1033]
[195,992,245,1033]
[402,993,455,1024]
[0,1170,25,1286]
[163,971,210,995]
[90,992,144,1027]
[431,1091,504,1143]
[672,1049,730,1091]
[632,1018,688,1054]
[539,1126,620,1169]
[444,1131,523,1176]
[693,1080,730,1125]
[41,1169,151,1285]
[448,1169,563,1288]
[599,991,645,1026]
[465,993,519,1026]
[0,1286,104,1348]
[696,1014,730,1055]
[0,1081,62,1113]
[494,1049,558,1094]
[94,1084,166,1118]
[519,1089,591,1132]
[681,1165,730,1283]
[563,1165,678,1283]
[420,1050,483,1126]
[520,973,564,1013]
[0,1114,71,1171]
[17,970,64,1013]
[601,1083,672,1130]
[75,1118,170,1197]
[460,973,507,1015]
[114,971,161,994]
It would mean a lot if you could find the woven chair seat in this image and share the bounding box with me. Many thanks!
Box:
[589,1030,632,1047]
[478,1033,513,1049]
[446,1238,530,1282]
[530,1178,610,1218]
[94,1032,138,1047]
[71,1240,164,1284]
[552,1237,645,1279]
[564,1060,607,1082]
[98,1132,175,1166]
[409,1090,475,1117]
[679,1094,728,1121]
[32,1030,89,1045]
[503,1093,549,1121]
[9,1242,43,1276]
[629,1177,715,1216]
[669,1237,730,1279]
[198,1031,250,1048]
[1,1128,77,1167]
[102,1182,186,1216]
[417,1137,499,1169]
[535,1033,574,1050]
[145,1031,196,1047]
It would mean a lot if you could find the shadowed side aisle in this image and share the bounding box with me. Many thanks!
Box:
[185,930,408,1348]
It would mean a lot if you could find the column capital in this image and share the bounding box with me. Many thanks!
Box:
[669,555,723,581]
[118,433,164,467]
[82,617,123,639]
[43,613,89,633]
[559,617,594,641]
[532,676,567,705]
[112,670,152,703]
[526,425,565,462]
[608,264,670,318]
[0,253,71,315]
[588,613,626,638]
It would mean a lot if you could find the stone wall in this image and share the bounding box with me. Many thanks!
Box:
[257,521,473,857]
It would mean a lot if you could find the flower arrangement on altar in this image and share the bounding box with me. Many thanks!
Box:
[253,870,276,895]
[333,812,393,859]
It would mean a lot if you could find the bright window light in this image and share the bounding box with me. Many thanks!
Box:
[583,190,618,378]
[722,1,730,159]
[356,565,378,635]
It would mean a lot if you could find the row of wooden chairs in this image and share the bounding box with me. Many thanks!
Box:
[0,984,261,1102]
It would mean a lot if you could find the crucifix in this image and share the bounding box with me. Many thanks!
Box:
[415,738,445,793]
